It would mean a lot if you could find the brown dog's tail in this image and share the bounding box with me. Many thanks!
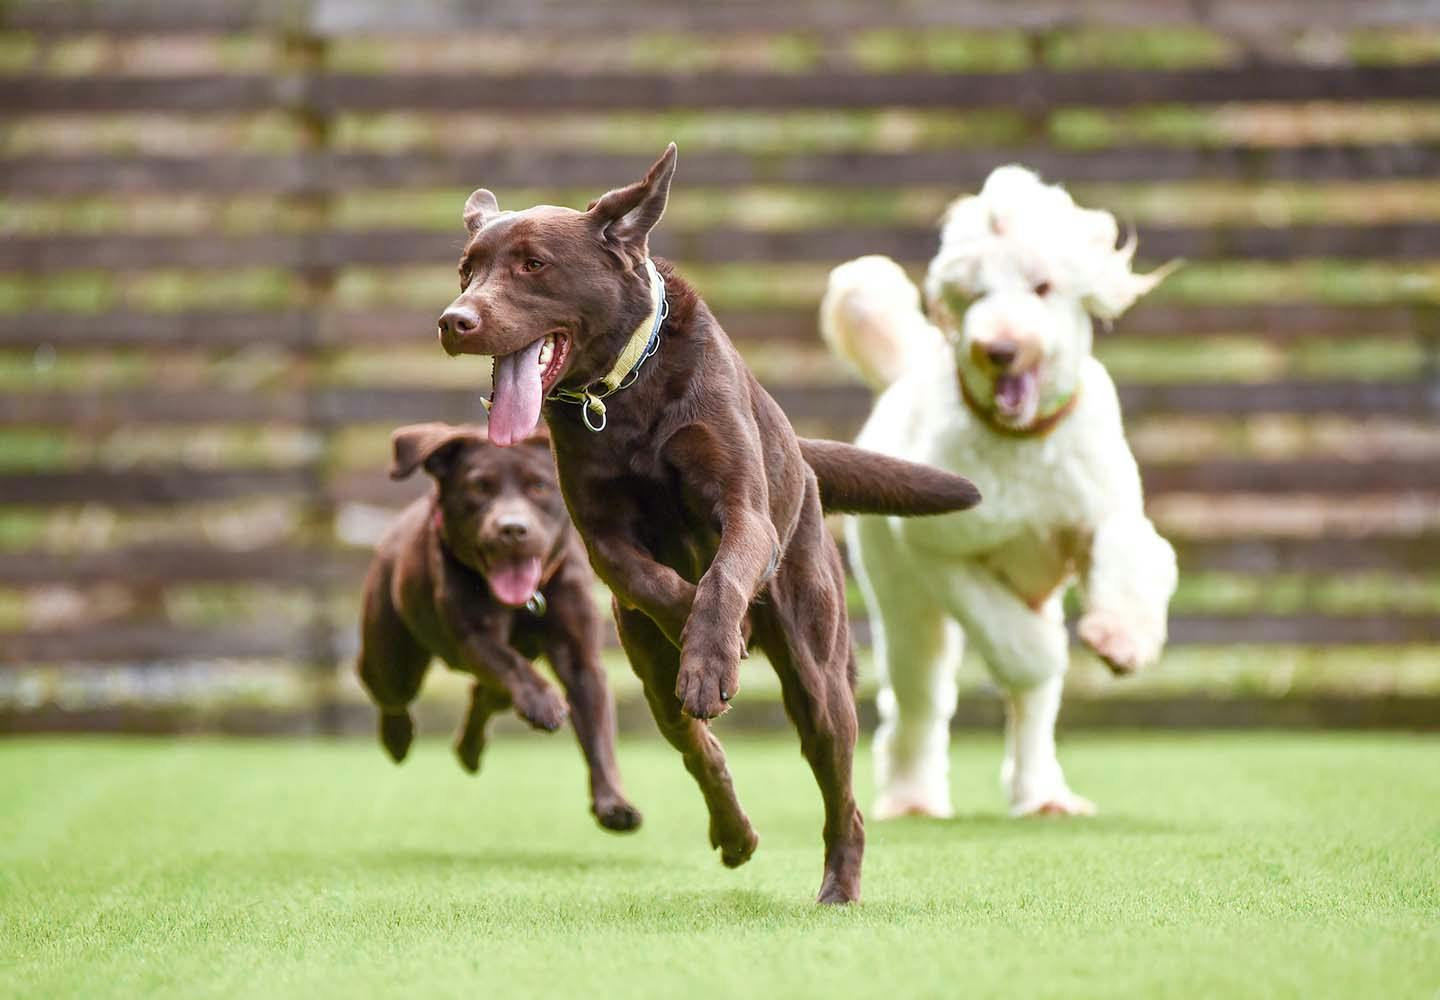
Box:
[800,438,981,516]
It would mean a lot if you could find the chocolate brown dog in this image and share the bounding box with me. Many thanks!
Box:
[435,145,980,902]
[357,421,640,833]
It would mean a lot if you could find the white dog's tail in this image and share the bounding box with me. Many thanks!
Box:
[819,255,946,392]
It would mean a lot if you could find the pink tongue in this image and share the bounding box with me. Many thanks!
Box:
[994,371,1035,415]
[487,338,546,447]
[487,556,544,607]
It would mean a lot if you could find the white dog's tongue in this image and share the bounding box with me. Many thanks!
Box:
[488,556,543,607]
[994,370,1037,422]
[488,338,546,447]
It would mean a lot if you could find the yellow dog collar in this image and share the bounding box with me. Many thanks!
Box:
[547,258,667,432]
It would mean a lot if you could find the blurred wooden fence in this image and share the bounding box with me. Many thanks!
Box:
[1,0,1438,730]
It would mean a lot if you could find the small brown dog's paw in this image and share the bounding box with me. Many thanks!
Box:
[379,712,414,763]
[594,798,643,833]
[514,685,569,732]
[454,738,485,775]
[1078,611,1157,677]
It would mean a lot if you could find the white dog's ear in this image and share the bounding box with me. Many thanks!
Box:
[1081,215,1181,320]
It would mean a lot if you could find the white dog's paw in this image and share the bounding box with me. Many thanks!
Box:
[1011,788,1097,818]
[1078,610,1160,677]
[874,788,954,821]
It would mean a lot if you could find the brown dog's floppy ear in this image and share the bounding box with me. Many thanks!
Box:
[390,423,470,480]
[586,143,677,251]
[463,189,501,235]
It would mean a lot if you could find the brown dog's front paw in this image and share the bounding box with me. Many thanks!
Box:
[675,647,741,720]
[593,798,643,833]
[514,685,569,732]
[379,711,414,763]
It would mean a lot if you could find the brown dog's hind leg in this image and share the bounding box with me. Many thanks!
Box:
[615,600,757,865]
[547,630,642,833]
[757,525,865,904]
[454,682,511,774]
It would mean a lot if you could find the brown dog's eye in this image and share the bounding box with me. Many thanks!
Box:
[1034,280,1052,297]
[458,266,472,289]
[520,258,546,273]
[526,481,550,499]
[470,476,496,495]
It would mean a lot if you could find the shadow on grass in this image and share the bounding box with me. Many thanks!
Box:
[360,845,654,875]
[875,812,1189,838]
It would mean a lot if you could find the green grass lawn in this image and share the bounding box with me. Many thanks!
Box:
[3,733,1437,999]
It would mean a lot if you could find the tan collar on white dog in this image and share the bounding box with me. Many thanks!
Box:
[960,379,1080,438]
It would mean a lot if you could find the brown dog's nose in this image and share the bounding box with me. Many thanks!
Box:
[498,516,529,541]
[984,341,1019,369]
[439,306,478,338]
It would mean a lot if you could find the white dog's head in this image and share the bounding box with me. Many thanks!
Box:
[925,166,1174,431]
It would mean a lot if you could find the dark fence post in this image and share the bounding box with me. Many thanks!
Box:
[281,12,344,735]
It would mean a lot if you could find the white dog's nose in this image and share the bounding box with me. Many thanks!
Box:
[983,341,1019,369]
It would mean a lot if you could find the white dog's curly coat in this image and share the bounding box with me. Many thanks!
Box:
[821,166,1178,819]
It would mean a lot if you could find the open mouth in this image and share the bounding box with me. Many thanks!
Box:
[486,331,570,447]
[992,369,1039,427]
[482,554,544,607]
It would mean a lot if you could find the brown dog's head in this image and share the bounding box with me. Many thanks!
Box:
[436,144,678,446]
[390,422,567,607]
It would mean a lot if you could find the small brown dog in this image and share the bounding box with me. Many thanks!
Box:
[356,421,640,833]
[436,145,980,902]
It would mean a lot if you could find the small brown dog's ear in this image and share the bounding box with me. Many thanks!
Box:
[463,189,501,235]
[521,424,551,448]
[586,143,677,251]
[390,422,469,480]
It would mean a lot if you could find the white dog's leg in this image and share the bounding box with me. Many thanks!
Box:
[849,518,962,820]
[1003,675,1094,817]
[1079,514,1177,676]
[935,569,1093,816]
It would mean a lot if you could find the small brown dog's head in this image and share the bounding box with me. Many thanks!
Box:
[437,144,678,446]
[390,422,567,607]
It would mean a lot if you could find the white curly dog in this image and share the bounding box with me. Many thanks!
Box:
[821,166,1178,819]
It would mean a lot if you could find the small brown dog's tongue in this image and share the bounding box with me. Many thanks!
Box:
[487,556,543,607]
[487,338,546,447]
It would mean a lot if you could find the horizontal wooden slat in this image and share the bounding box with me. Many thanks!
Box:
[1,304,1432,350]
[1,614,1434,667]
[6,64,1440,114]
[1167,613,1440,644]
[7,222,1440,273]
[6,694,1439,737]
[8,146,1439,197]
[0,545,369,586]
[0,468,313,506]
[6,0,1438,34]
[4,536,1436,588]
[1,456,1433,510]
[1,380,1434,430]
[0,622,305,663]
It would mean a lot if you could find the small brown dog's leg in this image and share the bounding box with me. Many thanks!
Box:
[454,682,511,774]
[357,581,432,765]
[547,633,642,833]
[616,601,757,865]
[454,632,569,732]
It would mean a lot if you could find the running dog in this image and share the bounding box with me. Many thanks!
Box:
[357,422,641,833]
[435,145,981,903]
[821,166,1178,819]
